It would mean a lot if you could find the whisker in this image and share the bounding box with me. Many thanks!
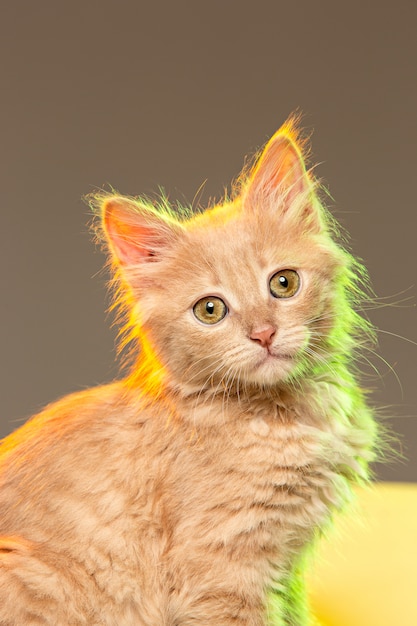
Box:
[376,328,417,347]
[358,346,404,398]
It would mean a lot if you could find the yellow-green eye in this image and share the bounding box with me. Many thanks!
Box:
[193,297,228,325]
[269,269,300,298]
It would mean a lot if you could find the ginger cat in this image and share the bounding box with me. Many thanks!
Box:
[0,119,377,625]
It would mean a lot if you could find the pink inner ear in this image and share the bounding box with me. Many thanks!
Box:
[104,200,160,266]
[269,140,304,192]
[248,133,309,204]
[253,134,307,195]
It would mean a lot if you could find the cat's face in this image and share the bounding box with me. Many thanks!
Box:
[101,121,348,392]
[130,206,340,391]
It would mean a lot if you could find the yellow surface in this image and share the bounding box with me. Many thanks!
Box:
[307,483,417,626]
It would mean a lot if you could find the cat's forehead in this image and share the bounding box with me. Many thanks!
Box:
[184,207,308,271]
[177,209,315,306]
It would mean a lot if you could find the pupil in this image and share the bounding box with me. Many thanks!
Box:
[279,276,288,287]
[206,301,215,314]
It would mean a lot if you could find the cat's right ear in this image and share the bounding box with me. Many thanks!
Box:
[242,122,323,233]
[102,197,181,266]
[244,127,311,210]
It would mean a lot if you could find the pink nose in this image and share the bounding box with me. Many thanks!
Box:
[250,325,276,348]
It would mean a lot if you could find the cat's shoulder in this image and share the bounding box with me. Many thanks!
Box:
[0,381,148,461]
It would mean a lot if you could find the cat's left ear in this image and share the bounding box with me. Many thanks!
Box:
[244,126,322,231]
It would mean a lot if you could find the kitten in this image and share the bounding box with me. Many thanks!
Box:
[0,118,377,625]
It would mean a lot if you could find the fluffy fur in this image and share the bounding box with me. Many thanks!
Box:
[0,118,377,625]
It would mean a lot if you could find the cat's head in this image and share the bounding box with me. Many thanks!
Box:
[98,119,368,394]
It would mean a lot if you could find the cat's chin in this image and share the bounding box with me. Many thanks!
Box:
[246,352,296,386]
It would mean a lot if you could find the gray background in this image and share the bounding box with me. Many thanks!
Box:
[1,1,416,481]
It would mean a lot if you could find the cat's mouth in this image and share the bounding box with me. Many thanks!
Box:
[268,352,293,361]
[265,347,294,361]
[258,348,294,364]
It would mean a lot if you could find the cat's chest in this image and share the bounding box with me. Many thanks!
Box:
[169,398,337,544]
[190,397,329,474]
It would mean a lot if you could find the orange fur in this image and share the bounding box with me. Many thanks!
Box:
[0,120,377,625]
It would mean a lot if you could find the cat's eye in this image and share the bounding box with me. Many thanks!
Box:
[269,269,300,298]
[193,297,228,325]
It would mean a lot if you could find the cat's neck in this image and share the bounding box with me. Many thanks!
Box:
[125,322,356,403]
[125,352,356,431]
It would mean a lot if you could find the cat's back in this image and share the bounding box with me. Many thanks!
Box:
[0,381,159,536]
